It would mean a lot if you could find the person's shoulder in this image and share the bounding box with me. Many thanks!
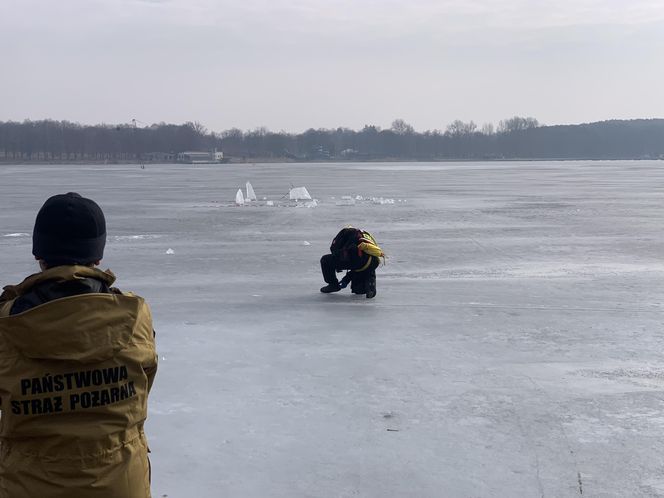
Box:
[0,271,43,302]
[99,269,139,299]
[112,288,153,310]
[0,300,14,318]
[108,287,154,331]
[110,287,145,301]
[0,272,42,317]
[0,286,17,307]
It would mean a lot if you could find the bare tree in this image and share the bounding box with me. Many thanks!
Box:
[481,123,495,135]
[497,116,539,134]
[446,120,477,136]
[391,119,415,135]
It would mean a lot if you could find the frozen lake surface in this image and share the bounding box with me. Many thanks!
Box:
[1,161,663,497]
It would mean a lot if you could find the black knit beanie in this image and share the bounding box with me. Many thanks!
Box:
[32,193,106,266]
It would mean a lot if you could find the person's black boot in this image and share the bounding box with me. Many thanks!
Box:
[365,277,376,299]
[320,283,341,293]
[350,277,366,295]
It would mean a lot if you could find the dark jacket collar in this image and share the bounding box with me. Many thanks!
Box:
[0,266,117,315]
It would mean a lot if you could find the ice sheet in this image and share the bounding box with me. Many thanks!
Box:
[1,161,663,497]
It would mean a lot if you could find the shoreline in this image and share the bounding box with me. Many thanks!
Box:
[1,156,662,165]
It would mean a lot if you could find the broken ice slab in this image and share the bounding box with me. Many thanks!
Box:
[245,182,257,201]
[289,186,312,200]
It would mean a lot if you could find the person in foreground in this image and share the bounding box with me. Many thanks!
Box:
[320,226,384,299]
[0,193,158,498]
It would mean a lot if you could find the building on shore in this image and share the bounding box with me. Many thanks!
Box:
[177,149,224,164]
[144,152,176,162]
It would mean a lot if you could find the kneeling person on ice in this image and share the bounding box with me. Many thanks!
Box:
[320,226,384,298]
[0,192,158,498]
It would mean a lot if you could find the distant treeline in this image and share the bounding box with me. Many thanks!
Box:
[1,117,663,162]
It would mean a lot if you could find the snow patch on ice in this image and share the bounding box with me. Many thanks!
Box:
[334,194,399,206]
[390,263,664,281]
[336,195,355,206]
[151,402,196,415]
[576,367,664,387]
[642,479,664,494]
[113,234,163,241]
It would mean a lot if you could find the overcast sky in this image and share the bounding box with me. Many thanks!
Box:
[2,0,664,132]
